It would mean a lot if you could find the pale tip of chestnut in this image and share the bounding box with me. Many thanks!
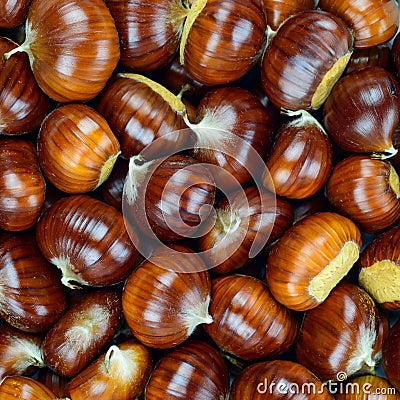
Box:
[51,256,88,289]
[97,151,121,189]
[183,294,213,336]
[3,21,35,67]
[372,145,398,160]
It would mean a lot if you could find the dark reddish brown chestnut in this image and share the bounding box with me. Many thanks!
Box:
[0,37,51,135]
[358,226,400,310]
[145,340,230,399]
[36,195,140,288]
[204,274,299,360]
[318,0,399,48]
[0,0,30,28]
[326,155,400,233]
[122,245,212,349]
[230,360,334,399]
[296,283,383,381]
[4,0,120,102]
[0,232,67,332]
[263,110,333,199]
[37,103,121,194]
[107,0,188,72]
[266,212,362,311]
[382,318,400,392]
[323,67,399,157]
[0,139,45,231]
[0,375,58,399]
[180,0,266,86]
[37,369,70,399]
[42,289,123,378]
[345,45,391,75]
[262,10,353,111]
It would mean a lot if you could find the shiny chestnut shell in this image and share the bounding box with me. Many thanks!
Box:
[42,289,123,378]
[0,139,46,231]
[326,155,400,233]
[262,10,353,111]
[0,0,30,28]
[0,375,58,400]
[382,318,400,392]
[204,274,299,360]
[266,212,362,311]
[36,195,139,288]
[145,340,230,400]
[37,103,121,194]
[5,0,120,102]
[0,37,51,135]
[345,45,391,75]
[323,67,399,156]
[180,0,266,86]
[318,0,399,48]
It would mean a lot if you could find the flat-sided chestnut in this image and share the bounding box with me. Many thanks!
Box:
[266,212,362,311]
[230,360,334,399]
[326,155,400,233]
[0,139,46,231]
[204,274,299,360]
[122,245,212,349]
[382,318,400,392]
[0,375,58,400]
[0,232,67,332]
[42,289,122,378]
[263,110,333,199]
[4,0,120,102]
[296,283,383,381]
[323,67,399,157]
[0,37,51,135]
[36,195,140,288]
[37,104,120,194]
[318,0,399,48]
[180,0,266,85]
[68,339,152,399]
[262,10,353,111]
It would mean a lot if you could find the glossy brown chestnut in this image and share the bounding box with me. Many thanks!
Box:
[230,360,334,399]
[198,186,293,274]
[68,339,152,400]
[0,323,45,380]
[124,154,216,242]
[326,155,400,233]
[262,10,353,111]
[266,212,362,311]
[4,0,120,102]
[0,232,67,332]
[358,226,400,310]
[0,375,58,400]
[97,73,191,160]
[122,245,212,349]
[36,195,140,288]
[0,0,30,28]
[323,67,399,157]
[263,110,333,199]
[204,274,299,360]
[318,0,399,48]
[345,45,391,75]
[37,368,70,399]
[180,0,266,86]
[187,86,275,190]
[107,0,188,72]
[145,340,230,400]
[382,318,400,392]
[261,0,315,31]
[42,289,122,378]
[0,37,51,135]
[296,283,383,381]
[0,139,45,231]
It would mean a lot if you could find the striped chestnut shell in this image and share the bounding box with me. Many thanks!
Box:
[0,376,58,400]
[266,212,362,311]
[36,195,140,288]
[0,37,51,135]
[107,0,188,72]
[326,155,400,233]
[262,10,353,111]
[344,45,391,75]
[0,0,30,28]
[358,225,400,310]
[180,0,266,86]
[37,104,121,194]
[4,0,120,102]
[0,139,46,231]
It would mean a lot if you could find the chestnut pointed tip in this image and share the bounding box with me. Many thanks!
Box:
[372,145,398,160]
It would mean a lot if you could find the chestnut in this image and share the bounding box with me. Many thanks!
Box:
[382,318,400,392]
[0,0,30,28]
[0,375,58,399]
[262,10,353,111]
[345,45,391,75]
[37,103,121,194]
[37,368,70,399]
[266,212,362,311]
[296,283,383,381]
[326,155,400,233]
